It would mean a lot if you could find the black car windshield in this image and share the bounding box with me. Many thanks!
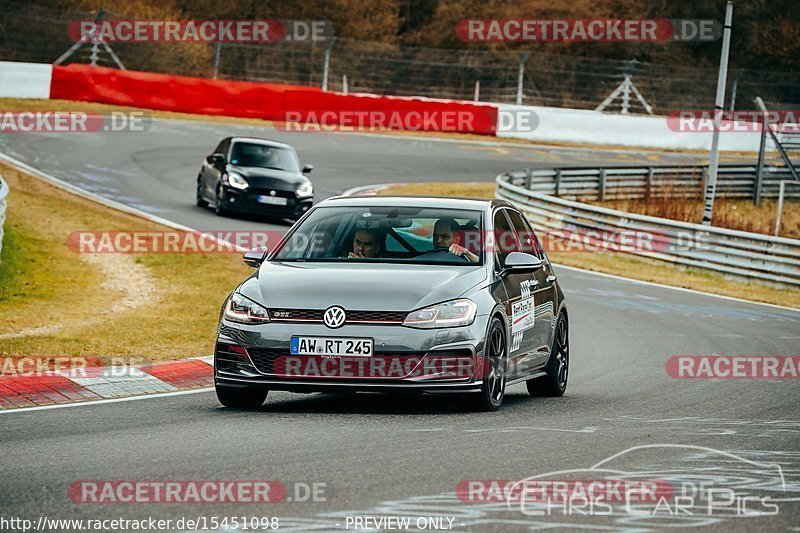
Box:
[229,142,300,172]
[274,206,484,265]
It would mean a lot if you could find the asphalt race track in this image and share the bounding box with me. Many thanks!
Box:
[1,120,798,531]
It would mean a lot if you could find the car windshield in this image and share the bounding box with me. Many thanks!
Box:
[273,206,484,265]
[229,142,300,172]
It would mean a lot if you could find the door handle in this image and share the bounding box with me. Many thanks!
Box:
[546,275,557,282]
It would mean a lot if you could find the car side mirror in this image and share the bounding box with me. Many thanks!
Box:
[243,247,269,268]
[501,252,543,275]
[302,164,314,174]
[212,153,226,167]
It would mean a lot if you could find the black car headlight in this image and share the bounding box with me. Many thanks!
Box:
[296,182,313,198]
[224,293,270,324]
[225,172,249,190]
[402,299,477,329]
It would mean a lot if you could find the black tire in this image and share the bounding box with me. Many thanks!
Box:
[215,384,268,408]
[214,184,228,216]
[527,313,569,397]
[196,179,208,208]
[464,317,507,412]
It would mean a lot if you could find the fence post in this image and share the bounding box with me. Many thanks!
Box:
[524,168,532,189]
[598,168,607,201]
[645,167,654,201]
[212,42,222,79]
[474,80,480,102]
[554,169,562,196]
[516,52,530,105]
[321,36,337,91]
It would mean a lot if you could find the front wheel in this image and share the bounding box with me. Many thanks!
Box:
[215,384,268,408]
[527,313,569,397]
[463,317,507,412]
[196,179,208,207]
[214,185,228,217]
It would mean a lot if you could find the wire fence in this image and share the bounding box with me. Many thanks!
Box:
[1,0,798,113]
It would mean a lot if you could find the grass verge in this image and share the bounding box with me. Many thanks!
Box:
[379,182,800,309]
[0,162,250,360]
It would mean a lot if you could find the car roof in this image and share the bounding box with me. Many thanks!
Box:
[318,195,514,210]
[229,137,293,150]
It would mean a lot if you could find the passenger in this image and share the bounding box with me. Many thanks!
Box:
[433,218,479,263]
[348,228,385,259]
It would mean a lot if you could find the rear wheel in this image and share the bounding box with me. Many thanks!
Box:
[464,317,507,412]
[215,384,268,408]
[527,313,569,397]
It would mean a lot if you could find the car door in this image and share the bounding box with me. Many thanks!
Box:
[505,209,557,368]
[493,208,538,378]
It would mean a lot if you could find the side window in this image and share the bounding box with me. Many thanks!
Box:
[215,139,230,158]
[493,210,519,269]
[506,210,545,261]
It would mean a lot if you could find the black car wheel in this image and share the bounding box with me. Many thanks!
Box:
[214,184,228,216]
[464,317,507,412]
[215,384,268,408]
[527,313,569,397]
[196,178,208,208]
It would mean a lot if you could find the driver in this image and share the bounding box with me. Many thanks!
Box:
[433,218,478,263]
[348,228,385,259]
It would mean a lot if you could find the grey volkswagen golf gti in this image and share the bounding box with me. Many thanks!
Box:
[214,195,568,411]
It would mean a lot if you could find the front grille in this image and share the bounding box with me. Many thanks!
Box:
[268,309,406,325]
[247,348,284,374]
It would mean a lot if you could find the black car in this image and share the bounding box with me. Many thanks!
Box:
[214,195,569,411]
[196,136,314,220]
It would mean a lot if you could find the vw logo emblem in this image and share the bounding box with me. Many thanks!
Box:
[323,306,346,329]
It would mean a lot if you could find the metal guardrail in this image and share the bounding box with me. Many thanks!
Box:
[0,176,8,258]
[510,164,799,202]
[496,170,800,286]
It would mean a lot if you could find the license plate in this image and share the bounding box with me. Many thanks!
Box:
[257,195,288,206]
[291,336,373,357]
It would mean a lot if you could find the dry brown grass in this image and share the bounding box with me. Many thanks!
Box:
[379,182,800,309]
[591,196,800,239]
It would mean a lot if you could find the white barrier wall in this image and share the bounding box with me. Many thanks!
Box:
[0,61,52,99]
[497,104,762,151]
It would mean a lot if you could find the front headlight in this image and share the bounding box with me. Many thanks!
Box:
[226,172,249,190]
[296,182,313,197]
[224,293,270,324]
[403,299,478,329]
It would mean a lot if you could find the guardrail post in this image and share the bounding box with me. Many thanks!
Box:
[645,167,654,201]
[754,116,768,206]
[598,168,607,201]
[524,168,532,189]
[554,169,562,197]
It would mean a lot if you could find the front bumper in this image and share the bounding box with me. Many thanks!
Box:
[214,317,491,394]
[222,186,313,218]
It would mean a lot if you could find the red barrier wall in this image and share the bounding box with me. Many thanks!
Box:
[50,65,497,135]
[50,65,305,120]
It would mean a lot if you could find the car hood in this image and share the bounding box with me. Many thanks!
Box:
[228,165,306,190]
[239,262,487,311]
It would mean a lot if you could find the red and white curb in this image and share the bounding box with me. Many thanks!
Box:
[0,357,213,410]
